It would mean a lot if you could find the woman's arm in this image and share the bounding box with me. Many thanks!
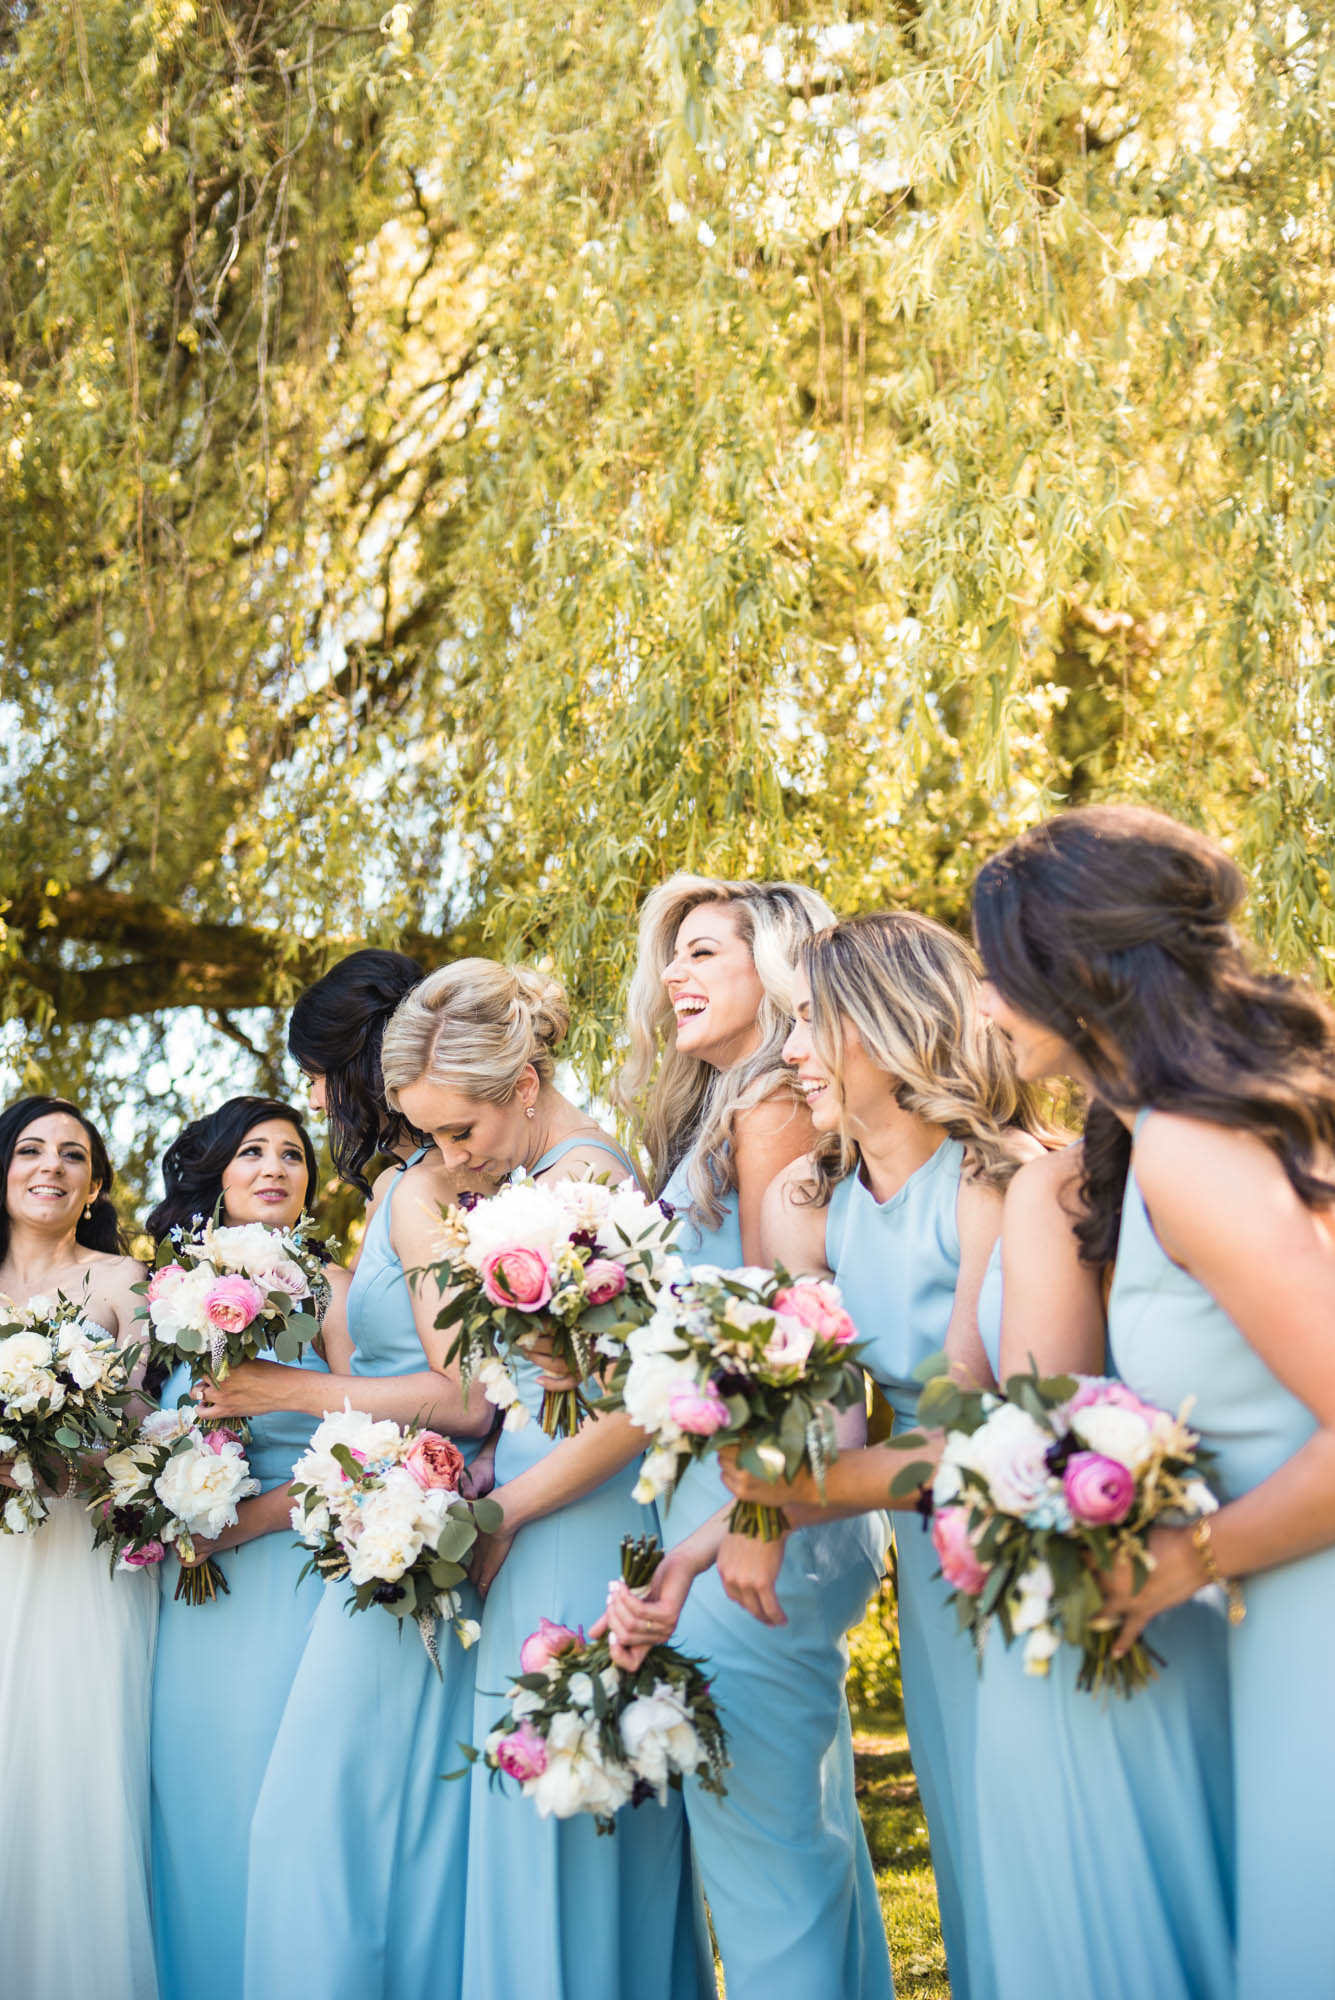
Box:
[997,1145,1106,1379]
[735,1094,819,1261]
[1101,1115,1335,1650]
[178,1483,296,1564]
[944,1174,1005,1389]
[590,1509,733,1666]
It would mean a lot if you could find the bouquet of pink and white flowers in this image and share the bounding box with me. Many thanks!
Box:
[891,1358,1221,1695]
[288,1406,501,1667]
[610,1265,867,1540]
[0,1293,144,1533]
[140,1215,329,1382]
[418,1176,683,1439]
[463,1536,728,1834]
[87,1403,260,1602]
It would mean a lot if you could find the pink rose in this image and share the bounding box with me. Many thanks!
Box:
[1063,1451,1136,1526]
[147,1264,186,1304]
[404,1431,465,1491]
[763,1315,815,1371]
[1064,1378,1160,1426]
[582,1259,627,1307]
[481,1246,554,1312]
[519,1617,582,1674]
[203,1427,243,1454]
[203,1274,266,1334]
[931,1505,989,1596]
[122,1539,166,1568]
[258,1259,310,1301]
[496,1721,548,1782]
[667,1384,730,1437]
[773,1282,858,1347]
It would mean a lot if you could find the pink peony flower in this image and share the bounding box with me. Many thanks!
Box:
[1065,1378,1160,1426]
[147,1264,187,1304]
[122,1539,166,1568]
[496,1722,548,1782]
[773,1282,858,1346]
[582,1258,627,1307]
[667,1383,730,1436]
[403,1431,465,1491]
[931,1505,989,1596]
[763,1315,815,1371]
[481,1245,554,1312]
[519,1617,582,1674]
[1063,1451,1136,1526]
[203,1427,243,1454]
[203,1274,266,1334]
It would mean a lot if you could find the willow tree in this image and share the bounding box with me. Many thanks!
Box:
[1,0,1331,1188]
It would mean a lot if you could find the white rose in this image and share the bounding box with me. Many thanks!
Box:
[1069,1403,1156,1471]
[204,1221,294,1279]
[103,1446,155,1502]
[1022,1625,1061,1676]
[257,1259,310,1302]
[952,1404,1054,1517]
[0,1329,57,1395]
[762,1315,814,1372]
[63,1337,111,1391]
[24,1294,55,1319]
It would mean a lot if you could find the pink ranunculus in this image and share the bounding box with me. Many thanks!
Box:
[122,1539,166,1568]
[1064,1378,1160,1426]
[667,1383,730,1437]
[147,1263,187,1304]
[403,1431,465,1492]
[931,1505,989,1596]
[203,1274,266,1334]
[773,1282,858,1347]
[496,1721,548,1782]
[481,1245,554,1312]
[582,1258,627,1307]
[1063,1451,1136,1526]
[519,1617,582,1674]
[763,1315,815,1371]
[203,1426,243,1454]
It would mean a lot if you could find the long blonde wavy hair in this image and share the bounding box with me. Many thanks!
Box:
[616,874,837,1227]
[797,910,1054,1205]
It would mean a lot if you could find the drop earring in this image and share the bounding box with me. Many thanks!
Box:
[83,1202,93,1220]
[525,1104,536,1121]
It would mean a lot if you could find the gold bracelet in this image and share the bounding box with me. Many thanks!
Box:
[1191,1517,1246,1626]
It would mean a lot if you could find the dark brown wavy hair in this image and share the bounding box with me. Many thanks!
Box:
[972,805,1335,1266]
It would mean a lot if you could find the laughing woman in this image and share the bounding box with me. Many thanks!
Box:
[0,1097,157,2000]
[722,913,1050,2000]
[146,1097,345,2000]
[601,876,892,2000]
[972,807,1335,2000]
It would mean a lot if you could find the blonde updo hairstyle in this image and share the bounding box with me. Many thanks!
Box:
[799,910,1051,1205]
[381,959,571,1110]
[617,873,837,1228]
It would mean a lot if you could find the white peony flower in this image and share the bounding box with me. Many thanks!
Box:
[24,1294,55,1319]
[620,1682,704,1798]
[140,1405,196,1445]
[621,1351,698,1440]
[461,1182,567,1266]
[155,1436,258,1539]
[554,1180,615,1231]
[204,1221,297,1279]
[149,1266,215,1341]
[1069,1403,1156,1471]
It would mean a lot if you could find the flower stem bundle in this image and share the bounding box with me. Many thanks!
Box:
[462,1536,728,1832]
[892,1356,1221,1696]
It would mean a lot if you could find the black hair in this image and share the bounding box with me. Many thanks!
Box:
[973,804,1335,1266]
[0,1096,124,1260]
[287,948,427,1194]
[146,1097,319,1247]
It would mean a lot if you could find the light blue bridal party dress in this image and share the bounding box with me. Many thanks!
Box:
[244,1154,483,2000]
[151,1334,329,2000]
[971,1127,1234,2000]
[1109,1111,1335,1999]
[825,1137,991,2000]
[462,1136,710,2000]
[660,1151,892,2000]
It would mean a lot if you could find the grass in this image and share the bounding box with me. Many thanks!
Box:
[854,1716,951,1999]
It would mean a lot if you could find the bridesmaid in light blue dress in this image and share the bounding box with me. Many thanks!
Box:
[971,1144,1233,2000]
[603,876,891,2000]
[974,805,1335,2000]
[723,911,1053,2000]
[145,1097,343,2000]
[379,957,710,2000]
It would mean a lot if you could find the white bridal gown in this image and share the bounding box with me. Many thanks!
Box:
[0,1464,159,1997]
